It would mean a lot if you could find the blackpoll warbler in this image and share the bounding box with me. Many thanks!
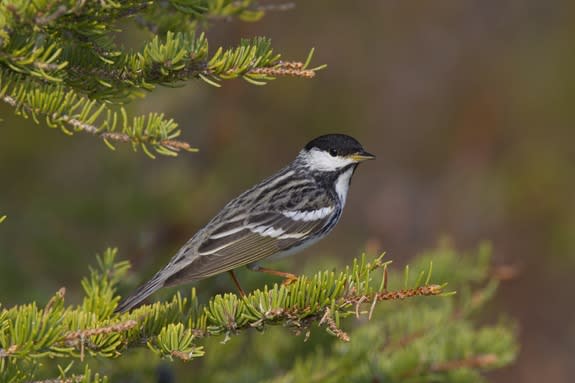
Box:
[116,134,374,312]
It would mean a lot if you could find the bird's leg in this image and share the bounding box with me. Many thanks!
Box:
[248,264,299,285]
[228,270,246,297]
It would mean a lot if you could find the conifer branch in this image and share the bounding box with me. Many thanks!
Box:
[0,246,518,382]
[0,249,447,381]
[0,1,322,157]
[59,34,322,97]
[0,74,195,157]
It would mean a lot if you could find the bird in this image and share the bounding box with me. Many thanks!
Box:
[116,134,375,312]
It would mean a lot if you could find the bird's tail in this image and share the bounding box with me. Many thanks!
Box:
[115,274,165,313]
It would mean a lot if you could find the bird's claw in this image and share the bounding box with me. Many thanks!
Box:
[282,276,298,286]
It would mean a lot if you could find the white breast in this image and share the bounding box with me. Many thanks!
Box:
[334,168,354,206]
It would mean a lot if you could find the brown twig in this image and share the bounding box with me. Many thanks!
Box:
[319,308,350,342]
[347,285,443,306]
[63,319,137,342]
[249,65,316,79]
[44,287,66,314]
[430,354,498,372]
[274,61,304,70]
[63,319,137,361]
[35,5,68,25]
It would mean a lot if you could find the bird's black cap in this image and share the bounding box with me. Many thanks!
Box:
[304,134,375,159]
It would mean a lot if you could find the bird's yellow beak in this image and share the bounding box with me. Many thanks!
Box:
[350,150,376,162]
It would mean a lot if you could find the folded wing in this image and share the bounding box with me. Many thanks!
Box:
[165,206,335,283]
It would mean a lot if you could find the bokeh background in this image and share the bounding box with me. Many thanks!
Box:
[1,1,574,382]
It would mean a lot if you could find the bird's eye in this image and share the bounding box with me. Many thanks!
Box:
[329,149,337,157]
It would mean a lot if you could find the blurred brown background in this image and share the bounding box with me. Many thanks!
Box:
[1,1,574,382]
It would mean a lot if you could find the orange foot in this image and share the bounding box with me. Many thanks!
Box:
[282,275,299,286]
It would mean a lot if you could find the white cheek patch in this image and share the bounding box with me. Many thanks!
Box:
[303,149,355,171]
[282,207,334,221]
